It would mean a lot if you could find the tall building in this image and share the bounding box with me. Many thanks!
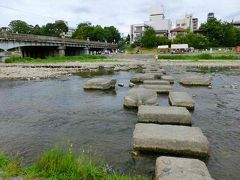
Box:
[130,23,149,43]
[176,14,198,31]
[207,13,215,20]
[192,18,198,31]
[130,6,172,43]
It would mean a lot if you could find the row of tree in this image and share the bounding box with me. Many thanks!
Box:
[6,20,121,43]
[140,18,240,49]
[8,20,68,37]
[72,23,121,43]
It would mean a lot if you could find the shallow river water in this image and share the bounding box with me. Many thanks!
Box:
[0,67,240,179]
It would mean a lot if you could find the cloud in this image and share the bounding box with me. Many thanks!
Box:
[0,0,239,35]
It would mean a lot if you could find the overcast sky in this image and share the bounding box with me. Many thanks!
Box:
[0,0,240,35]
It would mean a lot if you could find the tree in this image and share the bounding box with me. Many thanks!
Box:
[41,21,68,37]
[200,18,238,47]
[173,32,210,49]
[93,25,105,41]
[72,23,95,40]
[141,28,157,48]
[104,26,121,43]
[156,36,171,46]
[8,20,32,34]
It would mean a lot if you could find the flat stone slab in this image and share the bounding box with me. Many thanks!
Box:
[143,69,166,74]
[156,156,213,180]
[143,80,170,85]
[169,92,195,110]
[130,73,157,83]
[161,76,174,84]
[180,76,212,86]
[133,124,209,157]
[83,78,116,90]
[124,88,158,108]
[138,106,191,125]
[139,84,172,94]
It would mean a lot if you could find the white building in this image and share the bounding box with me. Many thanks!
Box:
[130,23,149,44]
[130,6,172,43]
[176,14,198,31]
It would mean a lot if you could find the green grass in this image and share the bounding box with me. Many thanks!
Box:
[0,151,22,177]
[158,53,240,61]
[5,55,115,64]
[0,147,147,180]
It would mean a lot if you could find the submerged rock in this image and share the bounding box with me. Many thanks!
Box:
[161,75,174,84]
[139,84,172,94]
[180,76,212,86]
[156,156,213,180]
[130,73,157,83]
[83,78,116,90]
[124,88,158,108]
[143,80,170,85]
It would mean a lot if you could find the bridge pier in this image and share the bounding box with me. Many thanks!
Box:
[83,47,89,55]
[57,46,66,57]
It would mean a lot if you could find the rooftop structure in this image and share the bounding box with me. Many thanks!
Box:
[207,13,215,21]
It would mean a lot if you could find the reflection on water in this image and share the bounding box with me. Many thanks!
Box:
[0,67,240,179]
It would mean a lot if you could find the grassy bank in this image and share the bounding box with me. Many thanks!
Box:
[0,147,146,180]
[5,55,115,64]
[158,53,240,61]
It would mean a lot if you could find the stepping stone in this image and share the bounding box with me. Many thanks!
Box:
[130,73,157,83]
[143,80,170,85]
[180,76,212,86]
[138,106,191,125]
[143,69,166,74]
[169,92,195,110]
[139,84,172,94]
[133,124,209,157]
[156,156,213,180]
[83,78,116,90]
[161,75,174,84]
[124,88,158,108]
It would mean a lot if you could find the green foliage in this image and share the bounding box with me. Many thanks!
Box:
[5,55,111,64]
[173,32,210,49]
[0,147,147,179]
[158,53,240,60]
[72,23,95,40]
[40,21,68,37]
[200,18,239,47]
[141,28,158,48]
[156,36,171,46]
[104,26,121,43]
[0,151,22,177]
[72,23,121,43]
[8,20,68,37]
[8,20,32,34]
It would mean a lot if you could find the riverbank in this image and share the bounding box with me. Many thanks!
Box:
[1,59,240,80]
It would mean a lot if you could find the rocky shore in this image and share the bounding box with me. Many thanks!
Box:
[0,59,240,80]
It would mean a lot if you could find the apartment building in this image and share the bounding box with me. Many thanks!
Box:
[130,6,172,43]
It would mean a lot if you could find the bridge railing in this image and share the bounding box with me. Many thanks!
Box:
[0,32,117,47]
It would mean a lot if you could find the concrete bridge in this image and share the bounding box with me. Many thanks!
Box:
[0,32,118,58]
